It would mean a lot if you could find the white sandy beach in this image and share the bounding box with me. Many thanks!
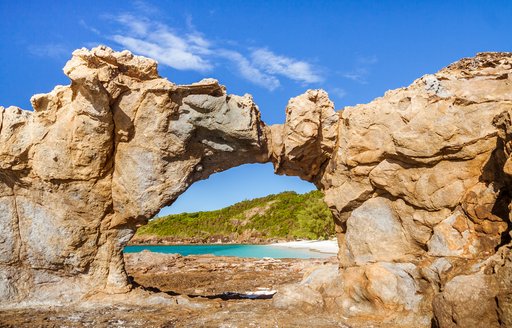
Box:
[270,239,339,254]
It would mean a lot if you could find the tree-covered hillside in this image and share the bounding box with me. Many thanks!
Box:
[135,190,335,242]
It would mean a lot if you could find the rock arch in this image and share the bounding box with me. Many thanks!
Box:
[1,46,511,327]
[0,46,274,304]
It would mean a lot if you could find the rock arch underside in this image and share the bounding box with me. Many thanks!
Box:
[1,46,512,327]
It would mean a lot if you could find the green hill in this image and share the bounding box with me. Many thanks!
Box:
[134,190,335,242]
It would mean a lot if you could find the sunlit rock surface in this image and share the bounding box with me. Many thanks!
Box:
[0,46,268,307]
[1,47,512,327]
[270,52,512,327]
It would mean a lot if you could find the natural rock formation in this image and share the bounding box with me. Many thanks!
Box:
[0,46,268,306]
[270,52,512,327]
[1,47,512,327]
[267,89,339,182]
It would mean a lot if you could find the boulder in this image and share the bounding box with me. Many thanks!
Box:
[344,197,418,265]
[433,272,501,328]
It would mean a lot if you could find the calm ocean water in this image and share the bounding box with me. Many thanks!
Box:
[123,244,334,259]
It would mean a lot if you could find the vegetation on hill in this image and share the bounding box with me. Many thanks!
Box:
[136,190,335,241]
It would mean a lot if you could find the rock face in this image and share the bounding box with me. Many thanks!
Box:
[0,46,268,306]
[269,52,512,327]
[1,47,512,327]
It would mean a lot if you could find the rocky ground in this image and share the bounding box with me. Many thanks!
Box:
[0,252,371,328]
[124,250,329,295]
[0,304,355,328]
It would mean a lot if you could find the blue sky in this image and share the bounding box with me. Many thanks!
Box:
[1,1,511,215]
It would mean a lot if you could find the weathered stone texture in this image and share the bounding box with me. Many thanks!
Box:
[269,52,512,327]
[0,46,268,306]
[1,47,512,327]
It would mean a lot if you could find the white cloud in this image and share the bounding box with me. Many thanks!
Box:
[112,35,212,71]
[219,50,280,91]
[28,44,69,59]
[110,15,212,72]
[343,68,369,83]
[342,55,378,84]
[329,87,347,99]
[115,14,149,37]
[132,0,160,15]
[105,13,322,89]
[251,49,323,84]
[79,19,100,35]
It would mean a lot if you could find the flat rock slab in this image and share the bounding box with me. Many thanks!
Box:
[124,252,337,296]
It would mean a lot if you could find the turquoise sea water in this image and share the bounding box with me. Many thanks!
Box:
[123,244,334,259]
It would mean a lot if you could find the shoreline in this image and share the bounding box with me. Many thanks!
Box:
[269,239,339,254]
[126,239,339,255]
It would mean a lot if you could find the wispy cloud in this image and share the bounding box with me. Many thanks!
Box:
[102,13,322,90]
[343,68,370,83]
[342,55,378,84]
[79,19,100,35]
[111,14,212,72]
[329,87,347,99]
[251,48,323,84]
[132,0,160,15]
[28,43,69,59]
[357,55,378,65]
[114,14,150,37]
[219,50,280,91]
